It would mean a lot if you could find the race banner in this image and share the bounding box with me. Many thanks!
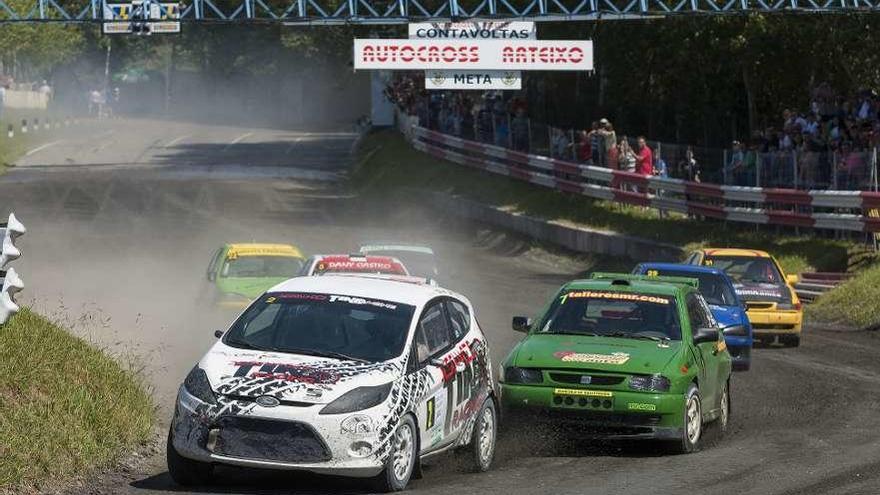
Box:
[424,70,522,90]
[408,21,536,40]
[353,39,593,71]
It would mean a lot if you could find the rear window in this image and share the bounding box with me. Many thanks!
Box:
[538,290,681,341]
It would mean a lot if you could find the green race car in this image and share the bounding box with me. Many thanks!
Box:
[204,243,306,309]
[500,273,732,453]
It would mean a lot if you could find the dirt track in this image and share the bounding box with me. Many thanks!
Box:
[5,118,880,495]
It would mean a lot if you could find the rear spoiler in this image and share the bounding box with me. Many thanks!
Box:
[590,272,699,289]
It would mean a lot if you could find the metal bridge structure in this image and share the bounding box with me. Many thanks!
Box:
[1,0,878,25]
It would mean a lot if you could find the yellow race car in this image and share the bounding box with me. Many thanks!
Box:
[686,248,802,347]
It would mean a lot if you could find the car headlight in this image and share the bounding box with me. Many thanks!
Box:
[776,302,802,310]
[320,383,393,415]
[722,325,749,336]
[503,367,543,384]
[183,366,217,404]
[629,374,671,392]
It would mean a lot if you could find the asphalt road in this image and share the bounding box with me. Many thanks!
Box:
[5,118,880,495]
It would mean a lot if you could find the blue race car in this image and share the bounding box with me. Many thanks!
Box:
[632,262,753,371]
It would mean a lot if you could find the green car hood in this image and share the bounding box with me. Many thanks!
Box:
[512,334,683,375]
[216,277,289,299]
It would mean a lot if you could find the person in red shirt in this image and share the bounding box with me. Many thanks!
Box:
[636,136,653,175]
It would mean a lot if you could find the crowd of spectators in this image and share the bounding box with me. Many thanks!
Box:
[385,74,687,184]
[387,76,880,191]
[727,84,880,189]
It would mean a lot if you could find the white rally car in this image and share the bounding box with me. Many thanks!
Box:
[168,275,497,491]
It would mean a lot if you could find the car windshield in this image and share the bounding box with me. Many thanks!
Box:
[225,293,415,362]
[642,269,737,306]
[704,256,782,285]
[538,290,681,341]
[222,255,304,278]
[362,250,437,278]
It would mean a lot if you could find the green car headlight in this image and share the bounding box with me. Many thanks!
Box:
[503,367,543,384]
[629,374,671,392]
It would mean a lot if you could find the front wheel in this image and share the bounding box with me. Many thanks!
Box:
[468,398,497,472]
[717,381,730,435]
[670,384,703,454]
[374,415,418,492]
[166,430,214,486]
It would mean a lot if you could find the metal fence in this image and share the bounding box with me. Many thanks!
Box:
[412,102,878,193]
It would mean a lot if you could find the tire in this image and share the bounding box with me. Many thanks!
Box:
[670,384,703,454]
[374,415,418,492]
[468,398,497,473]
[716,380,730,436]
[166,430,214,486]
[781,335,801,347]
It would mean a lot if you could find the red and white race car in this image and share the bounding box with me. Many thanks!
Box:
[299,254,409,277]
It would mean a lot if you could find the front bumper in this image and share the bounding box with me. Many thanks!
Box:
[746,308,802,335]
[500,383,684,439]
[170,386,386,477]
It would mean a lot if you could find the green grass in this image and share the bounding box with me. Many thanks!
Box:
[355,130,877,275]
[0,308,154,491]
[806,265,880,329]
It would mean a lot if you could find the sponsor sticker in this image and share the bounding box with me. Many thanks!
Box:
[627,402,657,411]
[561,291,671,305]
[553,351,631,365]
[553,388,613,397]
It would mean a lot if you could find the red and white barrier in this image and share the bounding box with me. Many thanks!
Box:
[411,126,880,233]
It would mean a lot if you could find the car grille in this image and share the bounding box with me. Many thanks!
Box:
[212,416,331,463]
[542,409,663,428]
[752,323,797,330]
[746,302,776,310]
[549,373,625,386]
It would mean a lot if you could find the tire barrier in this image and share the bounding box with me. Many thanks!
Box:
[0,213,25,325]
[4,115,87,140]
[411,126,880,233]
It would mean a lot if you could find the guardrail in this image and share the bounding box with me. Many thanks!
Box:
[0,213,25,325]
[794,272,849,303]
[411,126,880,233]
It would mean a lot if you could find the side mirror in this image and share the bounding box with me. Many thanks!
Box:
[785,274,799,285]
[512,316,532,333]
[214,330,224,339]
[693,327,719,345]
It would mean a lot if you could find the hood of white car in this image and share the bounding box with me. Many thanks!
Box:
[201,342,404,404]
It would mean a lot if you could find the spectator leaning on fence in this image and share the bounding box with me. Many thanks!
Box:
[587,121,601,164]
[637,136,653,176]
[619,136,636,173]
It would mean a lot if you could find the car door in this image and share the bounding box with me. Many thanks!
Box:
[686,293,718,408]
[443,298,488,443]
[411,299,458,454]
